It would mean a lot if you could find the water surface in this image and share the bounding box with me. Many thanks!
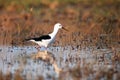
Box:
[0,46,119,80]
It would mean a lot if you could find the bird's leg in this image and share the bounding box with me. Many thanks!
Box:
[35,45,41,51]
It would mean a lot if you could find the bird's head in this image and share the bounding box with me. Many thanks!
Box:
[54,23,68,31]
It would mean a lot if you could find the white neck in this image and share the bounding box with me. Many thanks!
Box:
[49,27,59,38]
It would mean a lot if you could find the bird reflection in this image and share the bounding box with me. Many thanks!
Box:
[32,50,61,74]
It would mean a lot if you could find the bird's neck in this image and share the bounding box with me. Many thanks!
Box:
[49,27,59,38]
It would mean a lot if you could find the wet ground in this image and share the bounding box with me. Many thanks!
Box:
[0,46,120,80]
[0,0,120,80]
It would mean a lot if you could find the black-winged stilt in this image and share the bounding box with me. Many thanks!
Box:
[25,23,68,50]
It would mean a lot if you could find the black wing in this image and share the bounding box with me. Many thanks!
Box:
[25,35,51,41]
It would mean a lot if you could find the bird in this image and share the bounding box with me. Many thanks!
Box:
[25,23,68,50]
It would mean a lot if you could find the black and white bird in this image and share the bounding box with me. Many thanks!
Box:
[25,23,68,50]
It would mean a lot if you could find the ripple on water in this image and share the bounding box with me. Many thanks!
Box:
[0,46,119,80]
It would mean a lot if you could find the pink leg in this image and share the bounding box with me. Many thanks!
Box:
[35,45,41,51]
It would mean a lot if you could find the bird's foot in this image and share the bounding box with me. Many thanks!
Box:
[35,46,41,51]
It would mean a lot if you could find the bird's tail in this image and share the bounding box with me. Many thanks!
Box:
[23,38,31,42]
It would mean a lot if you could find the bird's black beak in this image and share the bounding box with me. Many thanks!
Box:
[62,27,68,31]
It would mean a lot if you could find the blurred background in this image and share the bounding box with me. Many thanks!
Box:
[0,0,120,47]
[0,0,120,80]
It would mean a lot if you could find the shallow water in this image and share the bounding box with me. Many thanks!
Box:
[0,46,120,80]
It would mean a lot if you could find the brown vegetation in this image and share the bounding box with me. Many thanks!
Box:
[0,0,119,48]
[0,0,120,80]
